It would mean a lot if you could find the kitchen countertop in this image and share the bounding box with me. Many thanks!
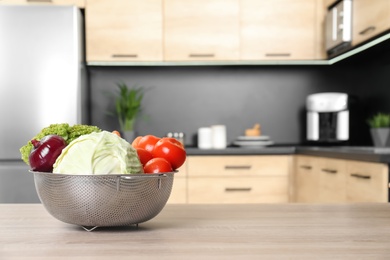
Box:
[186,146,390,163]
[2,203,390,259]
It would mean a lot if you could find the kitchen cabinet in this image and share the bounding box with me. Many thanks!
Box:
[240,0,324,60]
[163,0,240,61]
[294,155,389,203]
[187,155,293,204]
[352,0,390,47]
[85,0,163,62]
[167,161,187,204]
[0,0,85,8]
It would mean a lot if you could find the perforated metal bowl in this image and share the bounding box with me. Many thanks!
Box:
[31,171,174,230]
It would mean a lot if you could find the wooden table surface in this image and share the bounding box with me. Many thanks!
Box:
[2,203,390,259]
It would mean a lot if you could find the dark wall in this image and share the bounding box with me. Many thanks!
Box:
[87,47,390,147]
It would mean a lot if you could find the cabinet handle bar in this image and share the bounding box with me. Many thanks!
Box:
[112,54,138,58]
[300,165,312,170]
[350,173,371,179]
[225,187,252,192]
[265,53,291,57]
[322,168,337,174]
[224,165,252,170]
[359,26,376,35]
[189,54,215,58]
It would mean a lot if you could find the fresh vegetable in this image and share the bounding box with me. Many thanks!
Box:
[152,138,186,170]
[136,148,153,166]
[29,135,67,172]
[112,130,121,137]
[20,123,101,165]
[131,136,142,148]
[143,158,173,174]
[136,135,161,153]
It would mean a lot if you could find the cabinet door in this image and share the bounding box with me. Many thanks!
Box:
[317,158,346,203]
[294,155,320,202]
[86,0,163,62]
[167,161,187,204]
[164,0,239,61]
[346,161,388,202]
[240,0,318,60]
[0,0,85,7]
[352,0,390,47]
[187,155,292,204]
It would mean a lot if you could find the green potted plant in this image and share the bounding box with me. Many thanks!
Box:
[367,112,390,147]
[112,82,144,142]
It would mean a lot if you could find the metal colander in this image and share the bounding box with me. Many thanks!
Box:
[31,171,174,229]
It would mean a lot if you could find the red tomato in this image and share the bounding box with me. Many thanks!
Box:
[136,148,153,166]
[137,135,161,153]
[144,158,173,174]
[152,138,186,170]
[131,136,143,149]
[160,137,184,148]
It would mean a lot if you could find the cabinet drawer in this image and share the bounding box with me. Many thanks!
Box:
[318,158,347,202]
[188,177,289,204]
[187,156,291,177]
[346,161,388,202]
[294,155,320,202]
[167,177,187,204]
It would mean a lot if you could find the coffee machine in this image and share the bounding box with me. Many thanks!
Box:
[306,92,349,143]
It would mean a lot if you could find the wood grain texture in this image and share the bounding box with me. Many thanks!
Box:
[2,203,390,259]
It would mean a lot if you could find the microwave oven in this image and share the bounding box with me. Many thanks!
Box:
[325,0,352,57]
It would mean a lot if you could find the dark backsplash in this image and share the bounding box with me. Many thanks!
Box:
[87,48,390,147]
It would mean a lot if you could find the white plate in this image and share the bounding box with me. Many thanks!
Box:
[233,140,274,147]
[236,136,270,141]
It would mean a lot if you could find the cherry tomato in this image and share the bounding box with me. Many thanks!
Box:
[131,136,143,149]
[152,138,186,170]
[144,158,173,174]
[137,135,161,153]
[136,148,153,166]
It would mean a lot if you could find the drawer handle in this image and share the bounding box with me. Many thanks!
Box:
[359,26,376,35]
[189,54,215,58]
[322,168,337,174]
[224,165,252,170]
[265,53,291,57]
[225,187,252,192]
[112,54,138,58]
[300,165,312,170]
[350,173,371,179]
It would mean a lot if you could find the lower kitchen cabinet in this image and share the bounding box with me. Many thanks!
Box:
[167,161,187,204]
[186,155,293,204]
[294,155,389,203]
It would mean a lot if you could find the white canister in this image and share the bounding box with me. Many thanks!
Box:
[198,127,212,149]
[211,125,227,149]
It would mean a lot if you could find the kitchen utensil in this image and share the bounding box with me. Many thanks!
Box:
[32,171,174,231]
[233,140,274,148]
[211,125,227,149]
[198,127,212,149]
[236,136,270,141]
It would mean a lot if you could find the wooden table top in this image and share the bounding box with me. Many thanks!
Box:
[1,203,390,259]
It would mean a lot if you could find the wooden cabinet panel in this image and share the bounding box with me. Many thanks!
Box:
[240,0,318,60]
[317,158,347,203]
[86,0,163,62]
[188,177,289,204]
[0,0,85,7]
[294,155,320,202]
[346,161,388,202]
[164,0,240,61]
[187,155,292,204]
[167,160,187,204]
[352,0,390,47]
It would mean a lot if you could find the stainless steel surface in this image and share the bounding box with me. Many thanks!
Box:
[326,0,352,55]
[0,162,40,203]
[0,5,86,160]
[33,172,174,228]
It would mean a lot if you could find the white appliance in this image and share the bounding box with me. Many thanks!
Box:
[325,0,352,57]
[306,93,349,142]
[0,5,87,202]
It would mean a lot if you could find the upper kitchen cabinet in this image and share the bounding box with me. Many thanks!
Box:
[240,0,325,60]
[352,0,390,47]
[85,0,163,62]
[0,0,85,8]
[164,0,240,61]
